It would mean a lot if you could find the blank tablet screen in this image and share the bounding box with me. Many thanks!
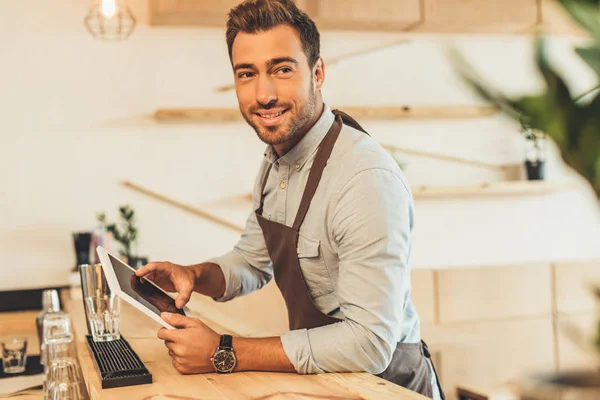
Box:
[109,253,186,317]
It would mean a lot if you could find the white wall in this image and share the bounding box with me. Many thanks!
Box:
[1,1,599,291]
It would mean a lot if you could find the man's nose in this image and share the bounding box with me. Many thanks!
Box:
[256,76,277,107]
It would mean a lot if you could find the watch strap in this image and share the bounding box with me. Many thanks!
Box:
[219,334,233,350]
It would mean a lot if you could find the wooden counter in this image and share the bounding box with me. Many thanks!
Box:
[0,293,427,400]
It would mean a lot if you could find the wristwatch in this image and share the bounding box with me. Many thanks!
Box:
[211,334,237,373]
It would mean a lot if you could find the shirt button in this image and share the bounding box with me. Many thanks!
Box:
[280,181,287,189]
[295,163,300,170]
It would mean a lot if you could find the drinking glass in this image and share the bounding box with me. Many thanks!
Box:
[1,337,28,374]
[44,358,84,400]
[41,312,73,367]
[84,295,120,342]
[43,313,73,344]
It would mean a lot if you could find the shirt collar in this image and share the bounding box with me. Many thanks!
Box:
[263,103,335,170]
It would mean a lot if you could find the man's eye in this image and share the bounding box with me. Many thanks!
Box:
[238,72,254,79]
[276,67,293,75]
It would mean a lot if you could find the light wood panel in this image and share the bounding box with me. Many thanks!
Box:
[535,0,589,36]
[412,269,437,325]
[555,313,600,372]
[412,181,578,199]
[437,264,552,323]
[554,261,600,314]
[146,0,589,37]
[149,0,240,26]
[415,0,539,33]
[308,0,422,31]
[153,105,499,122]
[435,318,556,400]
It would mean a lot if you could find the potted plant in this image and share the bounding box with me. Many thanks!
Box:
[97,205,148,268]
[520,115,547,180]
[451,0,600,388]
[451,0,600,197]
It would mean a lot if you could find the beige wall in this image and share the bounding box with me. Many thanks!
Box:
[1,0,600,291]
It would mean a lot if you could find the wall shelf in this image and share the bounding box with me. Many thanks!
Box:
[411,180,579,200]
[122,180,579,234]
[153,105,498,122]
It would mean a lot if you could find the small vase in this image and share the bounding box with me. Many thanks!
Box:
[525,160,545,180]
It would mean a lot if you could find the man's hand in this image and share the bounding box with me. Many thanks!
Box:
[135,262,196,309]
[136,261,227,306]
[129,275,181,314]
[158,312,220,374]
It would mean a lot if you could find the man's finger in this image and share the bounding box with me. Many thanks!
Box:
[157,327,177,341]
[172,359,189,374]
[135,262,165,277]
[161,312,198,329]
[175,289,191,309]
[165,341,176,352]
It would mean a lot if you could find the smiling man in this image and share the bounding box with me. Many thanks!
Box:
[135,1,444,398]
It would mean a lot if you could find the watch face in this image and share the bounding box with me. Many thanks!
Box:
[213,350,236,372]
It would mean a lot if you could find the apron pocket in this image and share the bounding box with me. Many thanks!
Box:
[297,233,334,298]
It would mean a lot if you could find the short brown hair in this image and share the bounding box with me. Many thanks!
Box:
[226,0,320,66]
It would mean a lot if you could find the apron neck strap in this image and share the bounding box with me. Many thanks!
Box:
[291,114,344,231]
[332,109,369,136]
[257,110,368,224]
[257,163,273,216]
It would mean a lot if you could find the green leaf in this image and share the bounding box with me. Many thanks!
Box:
[96,212,106,224]
[595,156,600,193]
[576,46,600,76]
[449,32,600,198]
[534,36,580,147]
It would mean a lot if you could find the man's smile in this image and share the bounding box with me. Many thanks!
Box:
[255,108,289,126]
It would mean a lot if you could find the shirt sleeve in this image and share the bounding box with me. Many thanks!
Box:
[210,164,274,302]
[280,167,414,374]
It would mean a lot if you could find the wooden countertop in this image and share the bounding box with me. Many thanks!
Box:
[0,291,427,400]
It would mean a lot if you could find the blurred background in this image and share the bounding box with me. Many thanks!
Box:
[1,0,600,398]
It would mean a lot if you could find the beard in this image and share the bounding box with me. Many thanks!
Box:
[241,86,317,146]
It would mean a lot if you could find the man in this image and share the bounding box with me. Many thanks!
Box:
[135,1,443,398]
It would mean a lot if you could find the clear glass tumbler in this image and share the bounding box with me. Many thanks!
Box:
[43,312,73,344]
[84,295,120,342]
[44,358,84,400]
[1,337,28,374]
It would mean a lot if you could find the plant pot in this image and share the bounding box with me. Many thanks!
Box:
[127,256,149,269]
[525,160,545,180]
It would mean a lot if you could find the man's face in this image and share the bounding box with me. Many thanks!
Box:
[231,24,322,146]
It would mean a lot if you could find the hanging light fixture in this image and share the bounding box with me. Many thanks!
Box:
[84,0,136,41]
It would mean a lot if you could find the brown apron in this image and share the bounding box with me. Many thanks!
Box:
[255,110,445,399]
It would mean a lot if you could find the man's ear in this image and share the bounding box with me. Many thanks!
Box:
[313,57,325,90]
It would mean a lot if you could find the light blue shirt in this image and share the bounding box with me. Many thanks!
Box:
[211,104,441,399]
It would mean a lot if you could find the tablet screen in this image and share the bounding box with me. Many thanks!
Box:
[109,253,186,317]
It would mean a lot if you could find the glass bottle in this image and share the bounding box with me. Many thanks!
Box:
[36,290,61,353]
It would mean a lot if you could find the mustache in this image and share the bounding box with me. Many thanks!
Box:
[249,103,290,113]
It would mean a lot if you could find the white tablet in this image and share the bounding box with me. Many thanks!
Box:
[96,246,190,330]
